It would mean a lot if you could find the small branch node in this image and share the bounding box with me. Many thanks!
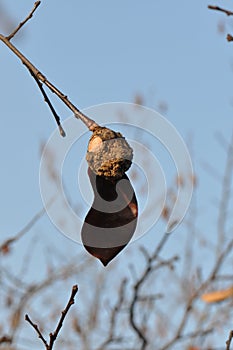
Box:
[25,314,48,348]
[25,285,78,350]
[227,34,233,42]
[59,125,66,137]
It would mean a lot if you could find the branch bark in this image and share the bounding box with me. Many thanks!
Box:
[208,5,233,16]
[226,330,233,350]
[0,206,46,254]
[0,2,99,134]
[25,284,78,350]
[7,1,41,41]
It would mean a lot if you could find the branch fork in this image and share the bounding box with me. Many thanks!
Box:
[0,1,99,136]
[25,284,78,350]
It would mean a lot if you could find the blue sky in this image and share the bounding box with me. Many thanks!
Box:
[0,0,233,232]
[0,0,233,252]
[1,1,233,348]
[0,0,232,261]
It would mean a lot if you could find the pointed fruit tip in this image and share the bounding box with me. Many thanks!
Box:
[100,259,110,267]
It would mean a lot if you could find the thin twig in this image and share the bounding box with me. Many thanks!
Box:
[48,284,78,349]
[0,335,12,345]
[25,285,78,350]
[97,279,127,349]
[226,330,233,350]
[25,314,49,349]
[0,5,99,132]
[7,1,41,41]
[208,5,233,16]
[129,232,174,350]
[8,257,89,341]
[0,206,47,254]
[209,5,233,48]
[217,131,233,255]
[157,133,233,350]
[158,237,233,350]
[28,68,66,137]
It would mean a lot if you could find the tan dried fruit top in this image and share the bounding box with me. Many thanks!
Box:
[86,126,133,179]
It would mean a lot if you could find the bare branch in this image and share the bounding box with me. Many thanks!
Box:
[128,232,175,350]
[216,131,233,255]
[12,258,86,334]
[48,284,78,349]
[28,68,66,137]
[7,1,41,41]
[0,206,46,254]
[208,5,233,16]
[25,314,49,349]
[3,1,66,137]
[158,236,233,350]
[0,335,12,345]
[97,279,127,349]
[0,4,99,133]
[25,285,78,350]
[226,330,233,350]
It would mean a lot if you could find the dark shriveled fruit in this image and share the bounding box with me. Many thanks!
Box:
[82,126,138,266]
[81,168,138,266]
[86,126,133,179]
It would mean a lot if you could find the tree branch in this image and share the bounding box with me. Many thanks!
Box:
[226,330,233,350]
[0,206,47,254]
[25,284,78,350]
[28,68,66,137]
[7,1,41,41]
[128,232,175,350]
[25,314,49,349]
[208,5,233,16]
[0,3,99,134]
[158,236,233,350]
[0,335,12,345]
[48,284,78,349]
[216,131,233,255]
[97,279,127,349]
